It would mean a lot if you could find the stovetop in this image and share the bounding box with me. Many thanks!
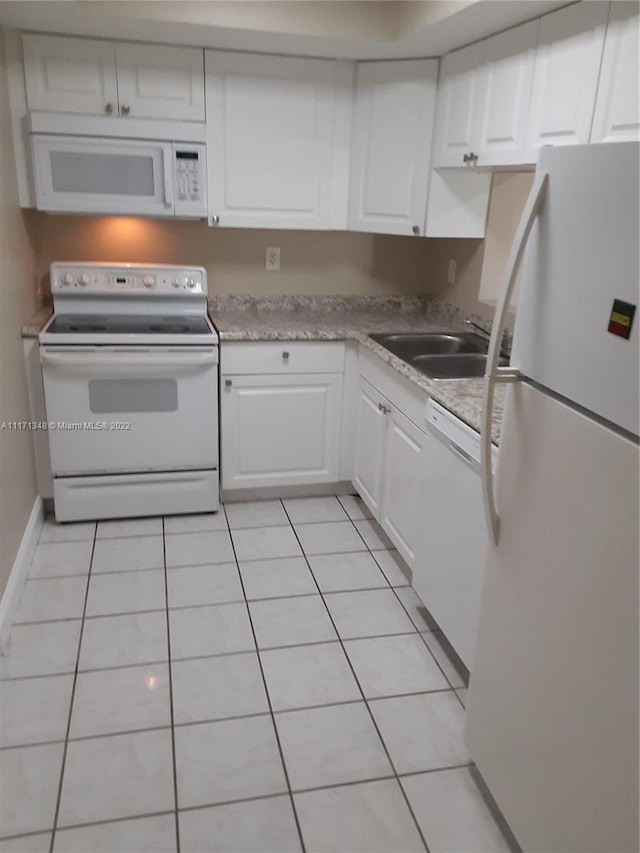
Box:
[46,314,213,336]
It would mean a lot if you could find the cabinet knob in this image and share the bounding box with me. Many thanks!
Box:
[378,402,390,414]
[225,379,232,388]
[412,225,420,235]
[282,351,290,361]
[463,152,473,164]
[120,104,131,115]
[104,102,114,114]
[211,215,220,225]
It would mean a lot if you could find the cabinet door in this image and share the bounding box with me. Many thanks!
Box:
[474,21,538,166]
[380,407,429,570]
[22,34,117,115]
[591,2,640,143]
[115,43,205,122]
[352,378,387,517]
[206,51,341,229]
[221,373,343,490]
[432,41,485,168]
[349,60,437,236]
[525,2,609,157]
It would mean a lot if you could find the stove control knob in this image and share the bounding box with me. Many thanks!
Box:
[79,273,90,286]
[143,275,155,288]
[186,278,196,288]
[61,273,74,286]
[171,278,182,288]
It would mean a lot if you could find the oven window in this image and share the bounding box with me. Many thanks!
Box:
[89,379,178,413]
[50,152,155,196]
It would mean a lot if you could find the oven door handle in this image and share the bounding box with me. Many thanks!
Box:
[41,351,219,370]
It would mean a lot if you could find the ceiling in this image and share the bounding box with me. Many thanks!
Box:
[0,0,574,59]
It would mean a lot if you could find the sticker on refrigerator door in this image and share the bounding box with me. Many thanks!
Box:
[607,300,636,339]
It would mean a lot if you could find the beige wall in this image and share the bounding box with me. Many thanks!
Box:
[0,29,38,598]
[28,169,532,315]
[28,213,435,299]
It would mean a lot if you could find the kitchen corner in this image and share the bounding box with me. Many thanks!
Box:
[209,294,506,443]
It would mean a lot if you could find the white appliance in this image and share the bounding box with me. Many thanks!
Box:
[467,142,639,852]
[414,400,497,670]
[39,263,219,521]
[32,135,207,217]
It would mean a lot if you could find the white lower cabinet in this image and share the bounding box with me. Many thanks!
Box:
[380,406,430,569]
[352,379,387,516]
[220,342,345,491]
[353,371,429,571]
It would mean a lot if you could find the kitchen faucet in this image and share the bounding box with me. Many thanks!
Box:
[465,318,513,356]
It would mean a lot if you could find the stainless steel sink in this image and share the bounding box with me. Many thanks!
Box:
[368,331,509,380]
[369,332,488,358]
[412,353,509,380]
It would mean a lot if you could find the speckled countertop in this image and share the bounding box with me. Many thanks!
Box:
[210,296,504,443]
[21,303,53,338]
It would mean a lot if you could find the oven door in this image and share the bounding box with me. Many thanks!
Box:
[40,346,218,475]
[32,135,175,216]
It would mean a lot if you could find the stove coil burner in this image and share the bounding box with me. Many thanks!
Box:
[148,324,191,333]
[68,324,108,332]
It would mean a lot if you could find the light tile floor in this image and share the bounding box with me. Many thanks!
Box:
[0,495,515,853]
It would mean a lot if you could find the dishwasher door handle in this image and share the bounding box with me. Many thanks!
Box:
[449,442,474,467]
[426,419,479,473]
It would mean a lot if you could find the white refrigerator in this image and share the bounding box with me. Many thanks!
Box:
[466,142,639,853]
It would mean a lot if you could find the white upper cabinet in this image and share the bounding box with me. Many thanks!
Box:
[22,34,204,121]
[206,51,351,230]
[433,22,536,168]
[23,34,118,116]
[348,59,438,236]
[591,1,640,143]
[432,41,484,168]
[114,43,204,122]
[474,21,537,166]
[525,2,609,158]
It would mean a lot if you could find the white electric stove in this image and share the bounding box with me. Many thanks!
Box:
[39,262,220,521]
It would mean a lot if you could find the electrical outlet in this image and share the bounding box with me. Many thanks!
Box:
[447,259,457,284]
[266,247,280,271]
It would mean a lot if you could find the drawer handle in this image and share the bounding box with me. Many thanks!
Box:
[225,379,232,388]
[378,402,391,415]
[282,351,290,361]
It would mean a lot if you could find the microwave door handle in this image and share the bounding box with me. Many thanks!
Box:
[481,170,549,547]
[162,146,174,209]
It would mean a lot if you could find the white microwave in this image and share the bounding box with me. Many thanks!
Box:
[31,135,207,218]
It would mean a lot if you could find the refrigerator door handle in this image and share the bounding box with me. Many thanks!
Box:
[481,171,549,546]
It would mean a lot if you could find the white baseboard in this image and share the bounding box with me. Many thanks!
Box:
[0,496,44,654]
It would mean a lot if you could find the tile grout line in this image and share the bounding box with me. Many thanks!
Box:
[161,516,182,853]
[0,762,478,845]
[0,624,434,686]
[48,521,98,853]
[0,684,461,752]
[222,502,308,853]
[279,500,432,853]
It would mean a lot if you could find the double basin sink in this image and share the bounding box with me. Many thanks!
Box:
[368,331,509,380]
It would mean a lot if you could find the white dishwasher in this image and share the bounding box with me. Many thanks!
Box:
[413,400,498,671]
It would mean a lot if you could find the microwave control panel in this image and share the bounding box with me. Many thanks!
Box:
[173,144,207,218]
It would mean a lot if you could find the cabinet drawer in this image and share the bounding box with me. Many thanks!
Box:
[221,341,345,375]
